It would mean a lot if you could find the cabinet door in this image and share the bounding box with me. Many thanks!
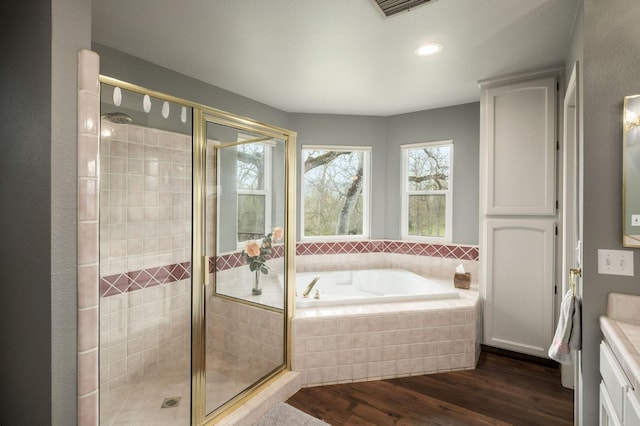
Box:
[483,76,557,215]
[626,391,640,426]
[600,341,629,420]
[483,218,555,357]
[601,382,622,426]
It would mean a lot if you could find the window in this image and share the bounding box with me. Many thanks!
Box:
[236,140,271,244]
[401,140,453,241]
[301,146,371,239]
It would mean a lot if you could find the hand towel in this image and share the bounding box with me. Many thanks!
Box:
[548,290,575,364]
[570,296,582,351]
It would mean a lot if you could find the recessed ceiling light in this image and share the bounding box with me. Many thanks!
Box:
[414,43,443,56]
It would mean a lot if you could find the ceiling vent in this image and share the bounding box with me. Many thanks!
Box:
[373,0,435,17]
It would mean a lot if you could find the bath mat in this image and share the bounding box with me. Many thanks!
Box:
[255,402,329,425]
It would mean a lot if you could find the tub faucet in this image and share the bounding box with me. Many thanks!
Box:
[302,276,321,298]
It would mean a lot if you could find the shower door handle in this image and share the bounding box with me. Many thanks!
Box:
[203,256,211,286]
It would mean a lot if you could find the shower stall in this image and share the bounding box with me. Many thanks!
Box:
[96,78,296,425]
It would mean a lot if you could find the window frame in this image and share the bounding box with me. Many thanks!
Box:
[235,136,273,248]
[300,145,372,241]
[401,140,453,242]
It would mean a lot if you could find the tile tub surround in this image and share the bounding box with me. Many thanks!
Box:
[290,242,480,388]
[292,295,480,387]
[218,240,478,278]
[294,241,479,289]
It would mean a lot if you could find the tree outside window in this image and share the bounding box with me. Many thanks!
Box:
[301,146,370,238]
[402,141,453,241]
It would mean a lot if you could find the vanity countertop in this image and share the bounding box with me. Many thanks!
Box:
[600,293,640,397]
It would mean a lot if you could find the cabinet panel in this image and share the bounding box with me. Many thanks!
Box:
[483,218,555,357]
[600,341,629,421]
[601,382,623,426]
[484,76,556,215]
[626,391,640,426]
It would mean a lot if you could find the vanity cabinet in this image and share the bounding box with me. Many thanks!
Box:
[626,392,640,426]
[479,70,560,357]
[600,340,640,425]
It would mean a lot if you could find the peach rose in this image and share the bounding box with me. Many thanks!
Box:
[244,240,261,257]
[272,227,284,241]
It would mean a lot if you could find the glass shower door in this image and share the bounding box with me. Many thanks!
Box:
[97,79,294,426]
[195,117,288,420]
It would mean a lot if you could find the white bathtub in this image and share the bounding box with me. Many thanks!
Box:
[293,268,459,308]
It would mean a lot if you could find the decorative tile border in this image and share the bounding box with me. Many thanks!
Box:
[100,262,191,297]
[296,240,384,256]
[382,241,478,260]
[218,240,478,271]
[99,241,478,298]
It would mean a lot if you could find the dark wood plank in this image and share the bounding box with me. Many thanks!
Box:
[287,351,573,425]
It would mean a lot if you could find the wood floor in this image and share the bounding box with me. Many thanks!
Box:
[287,349,573,425]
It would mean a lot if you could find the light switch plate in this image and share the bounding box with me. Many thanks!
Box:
[598,249,634,276]
[633,215,640,226]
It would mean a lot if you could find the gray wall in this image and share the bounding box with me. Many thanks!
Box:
[386,103,480,244]
[288,114,388,239]
[581,0,640,422]
[290,104,479,244]
[0,2,52,423]
[1,0,89,424]
[94,43,290,130]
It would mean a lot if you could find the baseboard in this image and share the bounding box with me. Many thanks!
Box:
[480,344,560,368]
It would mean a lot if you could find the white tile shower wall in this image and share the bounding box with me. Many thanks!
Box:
[292,299,480,387]
[99,122,192,277]
[100,279,190,392]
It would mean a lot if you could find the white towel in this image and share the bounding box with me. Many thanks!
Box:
[548,290,577,364]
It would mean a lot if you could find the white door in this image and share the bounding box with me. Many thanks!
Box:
[561,63,582,422]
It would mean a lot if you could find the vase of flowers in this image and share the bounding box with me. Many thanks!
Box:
[243,227,284,295]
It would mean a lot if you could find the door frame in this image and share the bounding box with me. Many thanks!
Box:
[560,61,582,423]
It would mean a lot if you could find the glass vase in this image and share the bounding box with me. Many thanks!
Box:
[252,270,262,295]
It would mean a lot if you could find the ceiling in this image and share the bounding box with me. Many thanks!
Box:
[92,0,579,116]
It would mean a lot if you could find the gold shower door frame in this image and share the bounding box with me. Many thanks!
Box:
[194,110,296,424]
[100,76,297,426]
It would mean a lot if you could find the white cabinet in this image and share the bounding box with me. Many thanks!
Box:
[626,391,640,426]
[483,76,557,216]
[479,70,559,357]
[483,218,555,356]
[602,382,623,426]
[599,339,640,425]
